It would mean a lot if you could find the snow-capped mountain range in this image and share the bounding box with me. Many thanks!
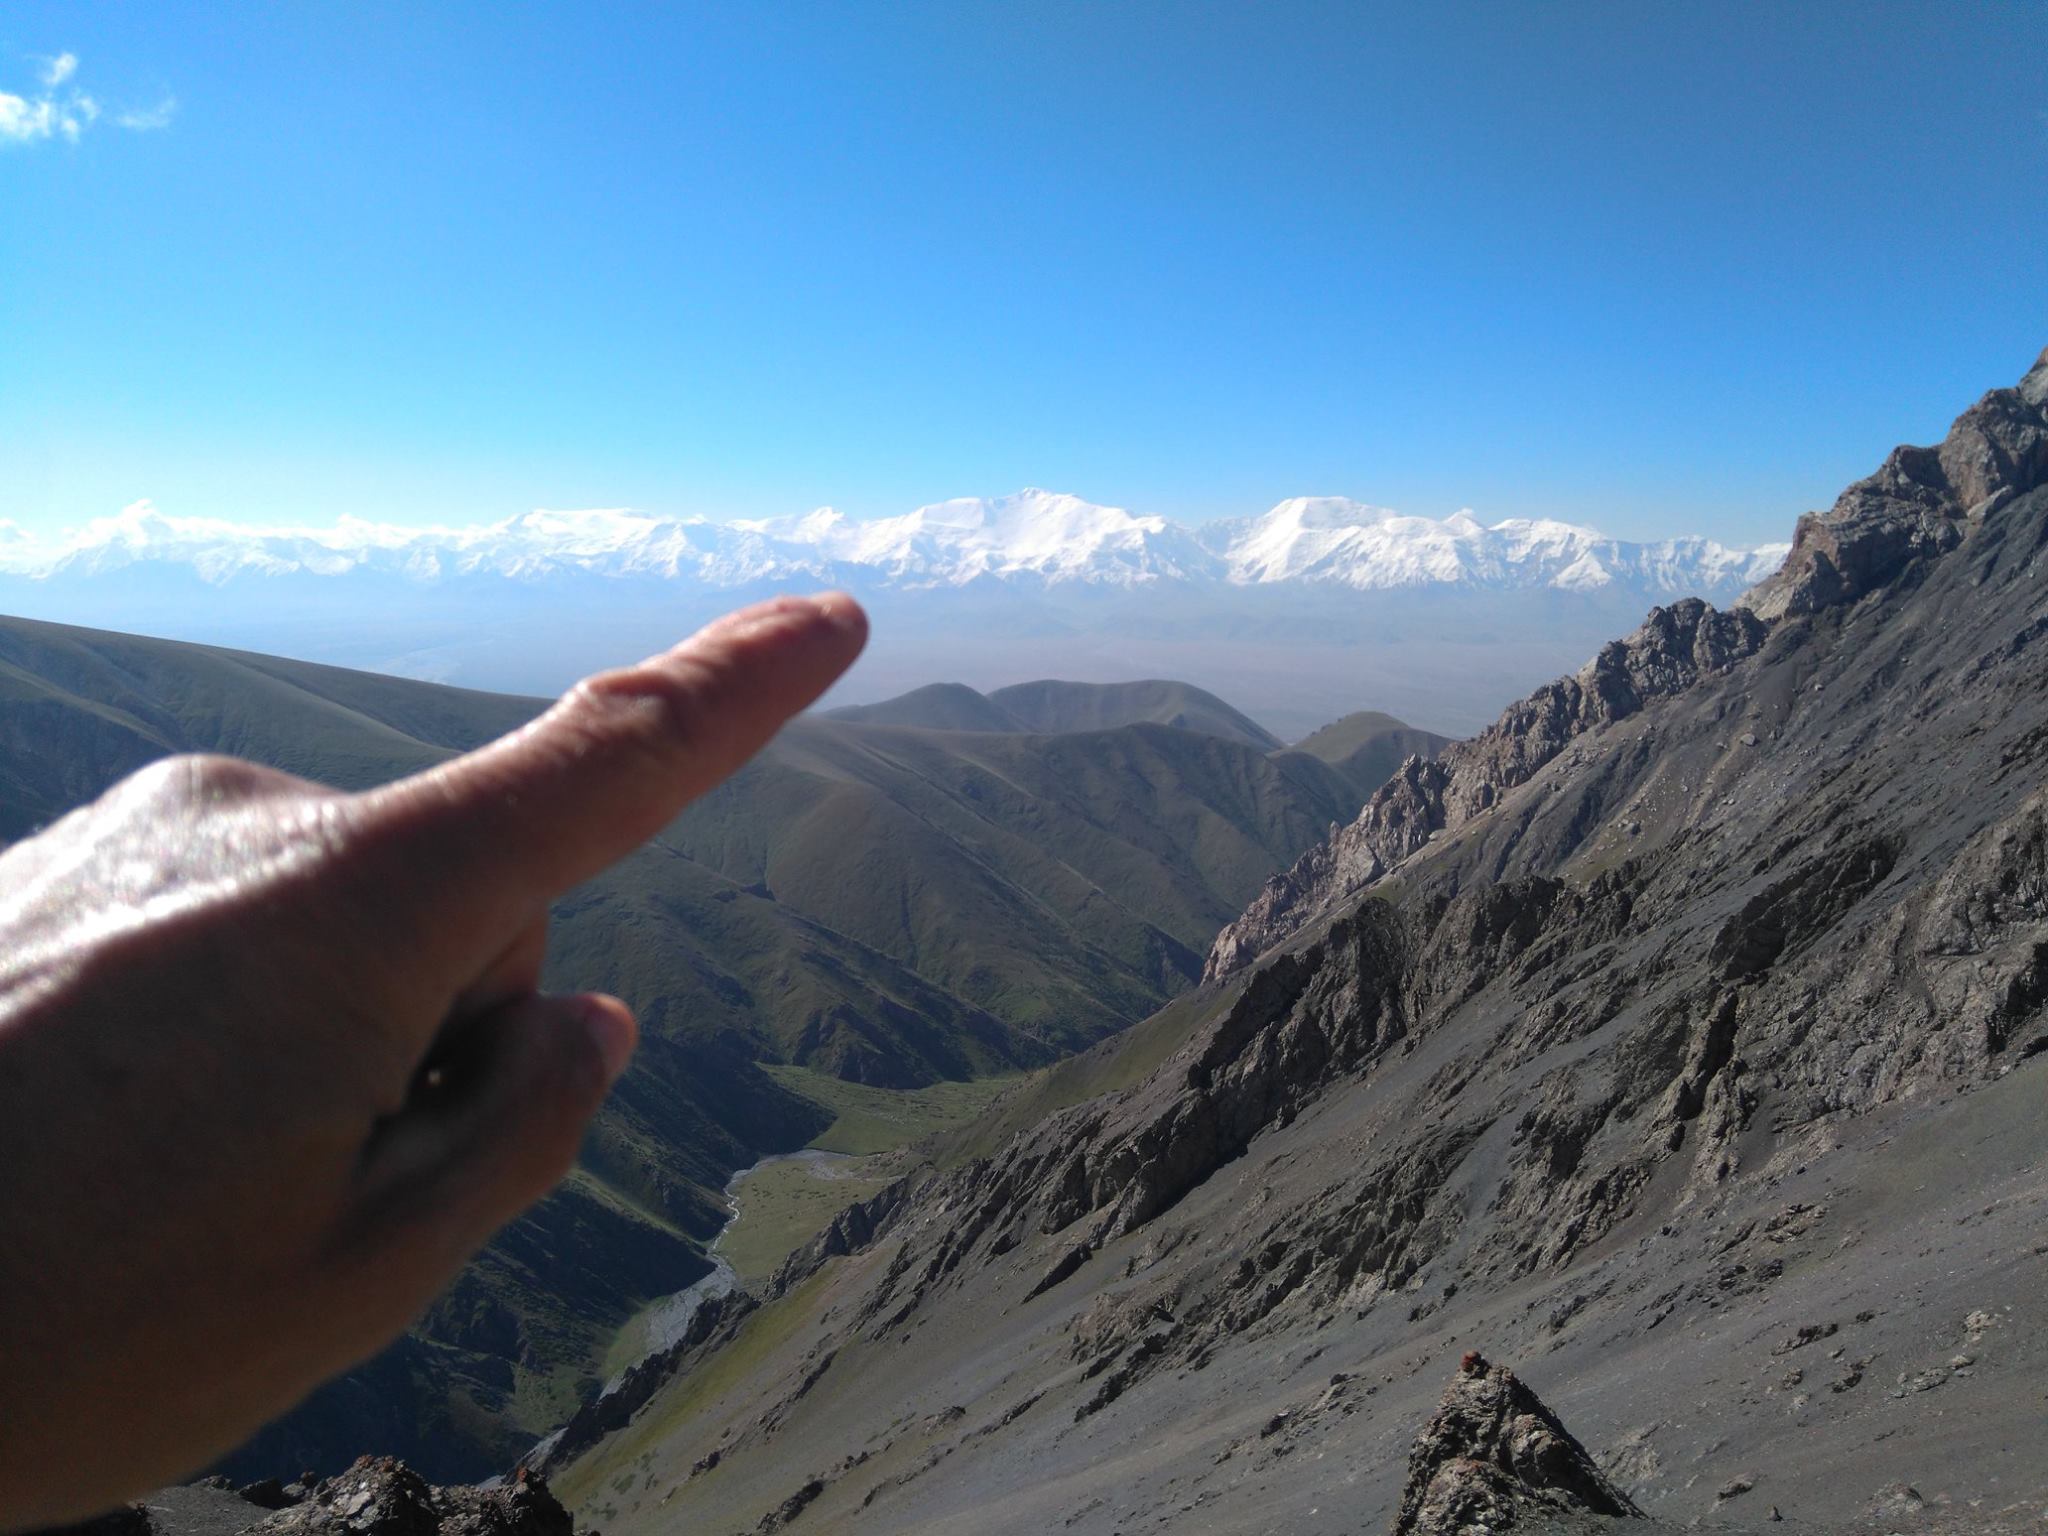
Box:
[0,490,1787,597]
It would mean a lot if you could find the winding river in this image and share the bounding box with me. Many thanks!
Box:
[600,1147,853,1390]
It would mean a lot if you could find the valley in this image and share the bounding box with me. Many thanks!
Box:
[0,623,1429,1483]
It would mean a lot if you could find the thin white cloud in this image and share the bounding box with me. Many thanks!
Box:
[0,52,171,146]
[115,96,176,132]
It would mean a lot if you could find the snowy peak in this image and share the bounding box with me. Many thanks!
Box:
[737,490,1215,585]
[1209,498,1787,592]
[0,492,1787,597]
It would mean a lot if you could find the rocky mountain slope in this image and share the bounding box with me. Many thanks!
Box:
[0,626,1381,1483]
[542,348,2048,1534]
[72,1459,575,1536]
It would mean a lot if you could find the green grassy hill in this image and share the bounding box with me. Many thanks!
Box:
[1282,708,1454,797]
[987,677,1285,747]
[819,681,1026,731]
[0,613,1394,1481]
[825,676,1287,748]
[669,717,1361,1047]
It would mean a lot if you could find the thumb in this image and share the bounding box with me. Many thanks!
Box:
[335,991,637,1290]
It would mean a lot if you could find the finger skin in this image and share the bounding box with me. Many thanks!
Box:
[0,593,866,1531]
[352,593,867,972]
[331,991,638,1322]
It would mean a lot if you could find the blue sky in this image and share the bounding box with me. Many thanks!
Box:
[2,1,2043,545]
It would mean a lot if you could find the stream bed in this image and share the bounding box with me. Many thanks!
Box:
[599,1148,855,1391]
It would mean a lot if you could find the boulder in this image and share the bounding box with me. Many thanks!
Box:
[1390,1353,1640,1535]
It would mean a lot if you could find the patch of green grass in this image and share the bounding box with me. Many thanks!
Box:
[761,1064,1020,1154]
[560,1269,839,1509]
[715,1155,896,1287]
[927,985,1236,1168]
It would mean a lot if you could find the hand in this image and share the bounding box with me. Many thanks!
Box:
[0,593,866,1531]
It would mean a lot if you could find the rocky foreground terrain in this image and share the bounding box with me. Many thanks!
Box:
[531,348,2048,1533]
[59,1461,572,1536]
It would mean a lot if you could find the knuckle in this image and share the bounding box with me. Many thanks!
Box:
[131,752,291,807]
[565,657,723,756]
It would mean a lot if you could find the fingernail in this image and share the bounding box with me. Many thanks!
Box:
[808,591,868,638]
[578,994,638,1088]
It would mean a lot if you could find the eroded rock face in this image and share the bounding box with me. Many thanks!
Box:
[1209,348,2048,986]
[1206,600,1768,982]
[1747,345,2048,622]
[1390,1354,1640,1535]
[242,1459,571,1536]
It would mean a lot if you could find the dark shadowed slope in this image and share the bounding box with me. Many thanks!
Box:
[548,349,2048,1535]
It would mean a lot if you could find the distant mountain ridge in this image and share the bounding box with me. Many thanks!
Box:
[0,490,1785,597]
[826,678,1283,749]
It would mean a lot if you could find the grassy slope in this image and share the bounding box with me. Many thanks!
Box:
[679,1065,1026,1291]
[714,1158,900,1288]
[760,1065,1020,1156]
[669,718,1360,1047]
[820,681,1026,732]
[988,677,1284,748]
[1281,708,1455,798]
[831,678,1284,750]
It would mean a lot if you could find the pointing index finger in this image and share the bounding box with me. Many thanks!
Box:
[352,592,866,952]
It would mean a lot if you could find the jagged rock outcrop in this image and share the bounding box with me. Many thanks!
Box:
[1390,1353,1640,1535]
[1748,345,2048,620]
[242,1459,571,1536]
[767,1178,922,1297]
[1207,347,2048,984]
[1206,599,1768,981]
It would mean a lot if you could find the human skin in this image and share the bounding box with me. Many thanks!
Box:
[0,592,867,1532]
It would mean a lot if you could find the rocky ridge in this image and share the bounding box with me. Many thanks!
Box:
[1206,344,2048,984]
[238,1460,570,1536]
[54,1462,573,1536]
[536,347,2048,1534]
[1204,597,1769,981]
